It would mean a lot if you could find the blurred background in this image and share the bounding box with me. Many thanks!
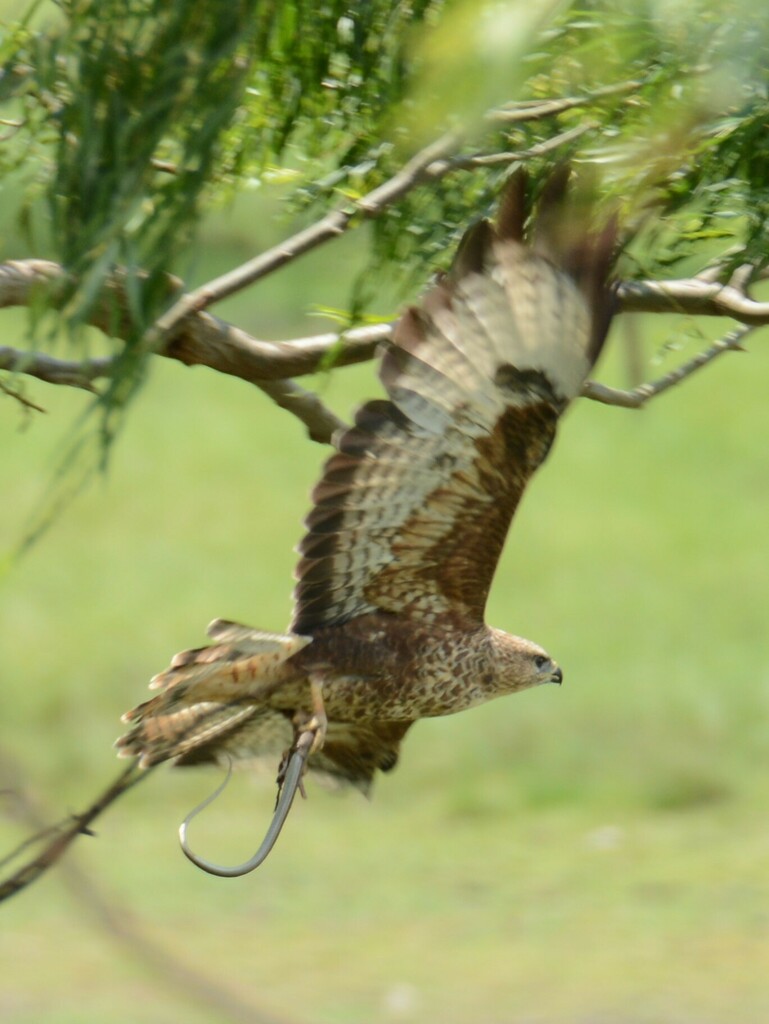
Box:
[2,186,769,1024]
[2,0,769,1019]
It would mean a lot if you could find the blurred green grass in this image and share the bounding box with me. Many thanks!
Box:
[1,191,769,1023]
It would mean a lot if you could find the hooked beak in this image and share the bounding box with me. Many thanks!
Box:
[551,665,563,685]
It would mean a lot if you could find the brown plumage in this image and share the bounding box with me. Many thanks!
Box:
[117,169,618,795]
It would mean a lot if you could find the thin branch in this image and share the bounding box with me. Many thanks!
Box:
[171,118,586,331]
[0,344,114,390]
[0,748,307,1024]
[427,122,595,174]
[166,118,590,335]
[147,132,463,342]
[488,79,643,123]
[0,376,47,412]
[143,119,602,344]
[581,325,754,408]
[257,377,347,443]
[0,761,149,903]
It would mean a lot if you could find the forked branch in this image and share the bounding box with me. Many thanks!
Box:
[1,262,764,439]
[582,325,754,408]
[617,278,769,324]
[2,117,768,441]
[0,762,148,903]
[2,262,765,438]
[0,747,305,1024]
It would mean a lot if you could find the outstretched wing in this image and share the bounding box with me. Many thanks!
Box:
[292,170,617,635]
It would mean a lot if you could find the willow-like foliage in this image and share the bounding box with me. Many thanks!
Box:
[0,0,768,451]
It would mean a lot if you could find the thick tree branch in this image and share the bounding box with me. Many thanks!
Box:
[0,260,387,381]
[167,319,390,380]
[616,277,769,323]
[1,345,116,390]
[4,261,769,392]
[0,260,390,441]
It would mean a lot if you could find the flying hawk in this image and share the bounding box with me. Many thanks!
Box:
[117,169,618,871]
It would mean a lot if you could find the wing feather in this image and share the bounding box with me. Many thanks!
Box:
[292,169,617,634]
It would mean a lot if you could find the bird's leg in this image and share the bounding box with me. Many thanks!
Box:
[277,673,327,804]
[307,672,328,754]
[291,671,328,755]
[179,676,330,876]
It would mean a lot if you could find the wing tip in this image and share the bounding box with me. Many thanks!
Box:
[502,163,620,379]
[496,167,528,243]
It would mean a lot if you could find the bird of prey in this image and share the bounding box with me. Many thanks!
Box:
[116,168,618,874]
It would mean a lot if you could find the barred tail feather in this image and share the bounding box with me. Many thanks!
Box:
[116,621,311,768]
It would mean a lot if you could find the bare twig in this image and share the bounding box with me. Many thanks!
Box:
[1,344,115,390]
[581,325,754,408]
[147,132,463,343]
[0,761,149,903]
[427,122,595,174]
[150,157,179,175]
[488,80,643,123]
[257,377,348,443]
[0,747,307,1024]
[0,376,47,412]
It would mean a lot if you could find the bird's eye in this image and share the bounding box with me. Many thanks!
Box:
[534,655,549,670]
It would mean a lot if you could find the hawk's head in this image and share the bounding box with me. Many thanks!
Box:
[488,628,562,695]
